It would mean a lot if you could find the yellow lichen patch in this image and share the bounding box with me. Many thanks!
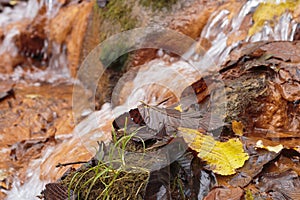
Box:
[178,127,249,175]
[255,140,283,153]
[249,0,300,36]
[232,120,244,136]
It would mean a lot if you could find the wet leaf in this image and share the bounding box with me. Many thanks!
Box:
[255,140,283,153]
[41,183,76,200]
[267,149,300,175]
[138,102,221,134]
[25,94,42,99]
[203,186,244,200]
[174,104,183,112]
[191,157,217,200]
[144,165,171,200]
[257,170,300,200]
[178,128,249,175]
[229,140,280,188]
[113,101,220,143]
[232,120,244,136]
[249,1,300,36]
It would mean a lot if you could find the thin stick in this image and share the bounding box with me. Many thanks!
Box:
[56,161,88,168]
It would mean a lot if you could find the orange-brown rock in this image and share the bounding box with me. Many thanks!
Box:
[66,1,93,77]
[0,53,23,73]
[193,41,300,136]
[0,82,75,197]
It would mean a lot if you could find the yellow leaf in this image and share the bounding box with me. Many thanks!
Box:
[232,120,244,136]
[255,140,283,153]
[245,189,254,200]
[249,1,300,36]
[178,127,249,175]
[174,104,183,112]
[25,94,42,99]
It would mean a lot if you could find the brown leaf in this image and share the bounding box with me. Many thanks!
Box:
[204,187,244,200]
[229,140,280,187]
[41,183,76,200]
[257,170,300,200]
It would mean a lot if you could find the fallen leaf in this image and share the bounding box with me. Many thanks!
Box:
[203,186,244,200]
[25,94,42,99]
[144,155,171,200]
[191,157,217,199]
[178,127,249,175]
[229,147,279,187]
[232,120,244,136]
[255,140,283,153]
[174,104,183,112]
[257,170,300,199]
[41,183,76,200]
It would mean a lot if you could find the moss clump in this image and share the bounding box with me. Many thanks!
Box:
[249,0,300,36]
[61,130,150,199]
[61,164,149,200]
[91,0,138,72]
[95,0,137,32]
[139,0,178,11]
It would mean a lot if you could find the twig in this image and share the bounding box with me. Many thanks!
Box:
[56,161,88,168]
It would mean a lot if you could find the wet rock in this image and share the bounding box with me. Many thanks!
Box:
[191,41,300,135]
[78,0,236,108]
[0,53,23,73]
[0,82,14,101]
[14,5,47,61]
[0,82,74,185]
[96,0,109,8]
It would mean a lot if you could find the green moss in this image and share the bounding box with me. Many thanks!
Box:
[249,0,300,36]
[139,0,178,11]
[61,164,149,200]
[61,129,149,199]
[95,0,137,33]
[92,0,138,72]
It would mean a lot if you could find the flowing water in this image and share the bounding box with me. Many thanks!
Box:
[2,0,300,199]
[0,0,71,85]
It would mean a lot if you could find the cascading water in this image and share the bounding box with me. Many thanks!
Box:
[0,0,71,84]
[3,0,300,199]
[191,0,299,68]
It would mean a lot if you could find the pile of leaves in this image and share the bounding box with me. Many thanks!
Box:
[42,41,300,199]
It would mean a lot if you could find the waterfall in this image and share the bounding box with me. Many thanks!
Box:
[3,0,300,199]
[0,0,71,84]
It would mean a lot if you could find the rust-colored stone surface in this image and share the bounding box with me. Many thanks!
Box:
[0,82,74,196]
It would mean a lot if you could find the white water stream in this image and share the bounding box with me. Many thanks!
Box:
[0,0,71,85]
[2,0,299,199]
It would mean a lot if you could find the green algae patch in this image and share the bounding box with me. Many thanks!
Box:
[249,1,300,36]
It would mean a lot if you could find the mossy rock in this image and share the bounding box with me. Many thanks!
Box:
[94,0,138,33]
[139,0,178,11]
